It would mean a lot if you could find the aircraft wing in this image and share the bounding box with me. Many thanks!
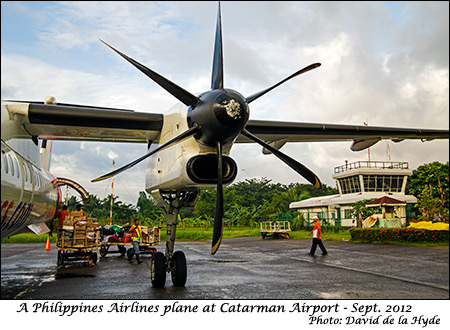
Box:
[3,101,163,143]
[238,119,449,151]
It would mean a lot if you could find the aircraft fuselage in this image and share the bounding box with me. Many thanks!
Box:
[1,104,60,238]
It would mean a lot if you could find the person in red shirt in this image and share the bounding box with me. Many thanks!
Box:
[308,216,328,256]
[56,205,69,228]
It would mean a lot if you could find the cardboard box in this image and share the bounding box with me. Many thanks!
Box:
[73,239,86,247]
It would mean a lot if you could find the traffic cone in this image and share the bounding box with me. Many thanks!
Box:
[45,236,51,251]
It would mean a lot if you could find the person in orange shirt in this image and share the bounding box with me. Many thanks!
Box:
[308,216,328,256]
[56,205,69,228]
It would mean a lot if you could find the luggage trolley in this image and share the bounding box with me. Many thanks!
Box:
[56,220,102,267]
[100,226,160,258]
[260,221,291,239]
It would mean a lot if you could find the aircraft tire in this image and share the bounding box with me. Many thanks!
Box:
[151,252,166,288]
[171,251,187,287]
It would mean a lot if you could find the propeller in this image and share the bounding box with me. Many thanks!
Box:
[241,129,322,188]
[211,142,224,255]
[100,40,200,107]
[245,63,321,104]
[211,2,224,90]
[93,2,322,255]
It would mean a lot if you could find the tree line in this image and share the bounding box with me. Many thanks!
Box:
[62,161,449,223]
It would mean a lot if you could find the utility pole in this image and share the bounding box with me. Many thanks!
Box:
[110,159,114,225]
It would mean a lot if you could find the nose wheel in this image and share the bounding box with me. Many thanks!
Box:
[150,250,187,288]
[171,251,187,287]
[151,252,166,287]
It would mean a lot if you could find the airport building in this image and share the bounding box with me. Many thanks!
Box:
[289,160,417,228]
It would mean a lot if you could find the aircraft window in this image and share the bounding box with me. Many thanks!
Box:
[14,158,20,178]
[1,150,7,174]
[8,154,14,177]
[24,163,28,182]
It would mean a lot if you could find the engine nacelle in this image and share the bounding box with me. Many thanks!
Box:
[186,154,237,185]
[145,101,239,193]
[145,143,238,192]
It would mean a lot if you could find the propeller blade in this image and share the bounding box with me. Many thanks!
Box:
[211,2,224,90]
[91,124,201,182]
[211,141,224,255]
[241,129,322,188]
[100,40,200,107]
[245,63,321,104]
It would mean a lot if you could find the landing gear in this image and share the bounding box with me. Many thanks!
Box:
[150,189,199,287]
[171,251,187,287]
[151,251,166,288]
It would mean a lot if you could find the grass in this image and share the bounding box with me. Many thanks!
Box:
[1,233,57,244]
[0,227,350,244]
[2,227,446,247]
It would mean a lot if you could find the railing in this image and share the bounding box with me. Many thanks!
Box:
[334,161,409,174]
[260,221,291,233]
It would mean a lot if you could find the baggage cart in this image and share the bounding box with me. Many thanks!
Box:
[260,221,291,239]
[56,217,102,267]
[100,226,160,258]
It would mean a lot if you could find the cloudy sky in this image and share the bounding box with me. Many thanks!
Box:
[2,1,449,205]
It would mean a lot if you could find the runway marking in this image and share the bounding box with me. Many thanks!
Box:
[265,252,449,292]
[14,282,38,299]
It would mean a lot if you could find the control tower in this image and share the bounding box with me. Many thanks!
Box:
[290,161,417,227]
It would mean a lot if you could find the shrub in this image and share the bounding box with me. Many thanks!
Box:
[349,227,449,243]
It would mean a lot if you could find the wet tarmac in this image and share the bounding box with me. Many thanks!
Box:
[1,238,449,300]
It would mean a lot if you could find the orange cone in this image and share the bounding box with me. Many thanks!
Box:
[45,236,51,251]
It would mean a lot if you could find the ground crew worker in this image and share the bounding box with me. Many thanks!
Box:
[71,204,86,219]
[56,205,69,228]
[308,216,328,256]
[128,219,143,264]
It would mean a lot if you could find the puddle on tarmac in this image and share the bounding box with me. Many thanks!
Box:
[204,259,249,263]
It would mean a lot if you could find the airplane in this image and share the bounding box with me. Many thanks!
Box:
[1,3,448,288]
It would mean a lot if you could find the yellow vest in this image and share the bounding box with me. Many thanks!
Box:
[130,225,142,240]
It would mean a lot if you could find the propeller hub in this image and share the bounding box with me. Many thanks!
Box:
[189,89,249,146]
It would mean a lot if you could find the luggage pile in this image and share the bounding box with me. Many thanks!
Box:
[102,224,131,243]
[57,216,102,248]
[102,224,160,244]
